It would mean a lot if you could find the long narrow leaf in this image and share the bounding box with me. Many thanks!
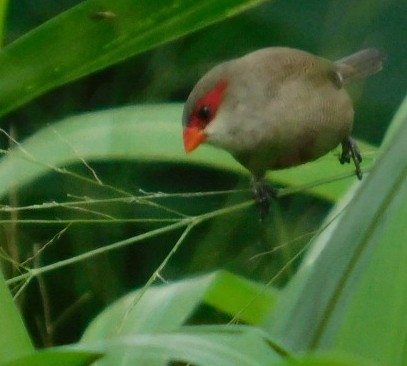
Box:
[82,272,280,365]
[81,326,281,366]
[82,271,277,341]
[0,0,269,117]
[265,98,407,366]
[0,105,377,202]
[0,271,33,364]
[2,350,102,366]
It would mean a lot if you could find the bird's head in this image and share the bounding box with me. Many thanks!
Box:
[182,78,228,153]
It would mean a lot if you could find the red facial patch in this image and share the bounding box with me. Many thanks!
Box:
[183,79,228,152]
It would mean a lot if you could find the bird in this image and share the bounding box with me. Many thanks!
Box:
[182,47,384,218]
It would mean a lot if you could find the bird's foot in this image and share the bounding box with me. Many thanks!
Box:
[340,137,363,180]
[252,179,278,220]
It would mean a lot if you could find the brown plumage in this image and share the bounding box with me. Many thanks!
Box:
[183,47,384,216]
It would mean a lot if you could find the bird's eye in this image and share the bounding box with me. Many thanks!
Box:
[197,105,211,121]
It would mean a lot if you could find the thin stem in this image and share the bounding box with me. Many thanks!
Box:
[117,223,196,334]
[6,200,254,286]
[0,218,182,225]
[0,189,249,213]
[276,168,371,198]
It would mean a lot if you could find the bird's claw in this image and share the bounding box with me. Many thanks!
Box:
[340,137,363,180]
[252,180,278,220]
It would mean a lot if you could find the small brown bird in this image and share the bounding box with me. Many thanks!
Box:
[182,47,384,217]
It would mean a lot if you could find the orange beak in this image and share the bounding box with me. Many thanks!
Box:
[183,126,207,153]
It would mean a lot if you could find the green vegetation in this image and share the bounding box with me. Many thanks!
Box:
[0,0,406,365]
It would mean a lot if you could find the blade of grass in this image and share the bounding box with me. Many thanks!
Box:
[82,271,278,343]
[0,0,270,117]
[0,105,377,203]
[265,96,407,365]
[0,0,8,47]
[0,270,33,364]
[81,326,282,365]
[2,350,102,366]
[380,94,407,149]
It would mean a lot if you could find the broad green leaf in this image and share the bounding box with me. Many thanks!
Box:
[2,350,102,366]
[274,352,377,366]
[332,185,407,363]
[204,270,278,325]
[82,270,277,341]
[0,270,33,364]
[265,99,407,365]
[0,104,377,202]
[80,326,281,366]
[0,0,269,118]
[81,272,220,341]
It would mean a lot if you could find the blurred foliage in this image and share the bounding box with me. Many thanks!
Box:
[0,0,405,357]
[4,0,406,141]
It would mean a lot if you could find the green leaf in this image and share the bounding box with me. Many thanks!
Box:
[0,0,9,47]
[381,94,407,149]
[274,352,378,366]
[82,270,277,341]
[264,99,407,366]
[0,104,377,202]
[80,326,281,365]
[0,0,269,117]
[2,350,102,366]
[0,105,237,201]
[81,272,219,341]
[332,189,407,362]
[205,270,279,324]
[81,271,282,364]
[264,136,377,201]
[0,271,33,364]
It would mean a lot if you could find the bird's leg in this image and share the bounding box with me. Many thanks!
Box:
[339,137,363,180]
[251,178,278,220]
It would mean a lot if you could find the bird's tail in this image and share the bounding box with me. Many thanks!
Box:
[335,48,385,84]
